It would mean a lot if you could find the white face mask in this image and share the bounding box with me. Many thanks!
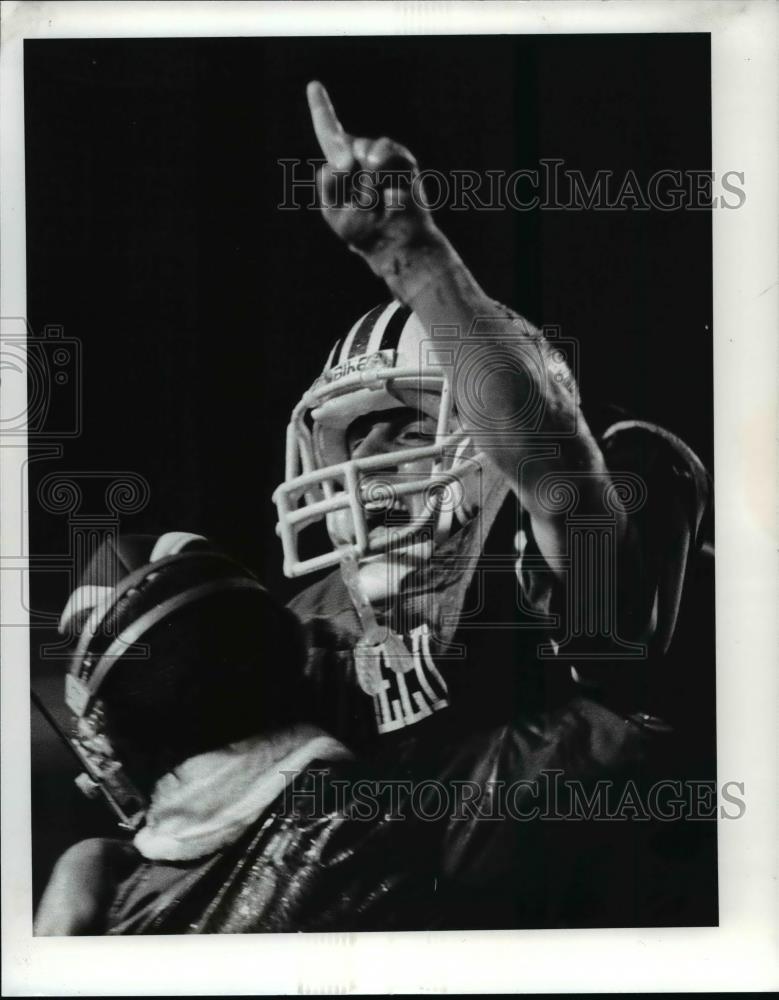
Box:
[335,410,490,602]
[273,301,473,582]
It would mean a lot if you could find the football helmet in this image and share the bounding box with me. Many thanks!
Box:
[58,531,305,828]
[273,301,479,579]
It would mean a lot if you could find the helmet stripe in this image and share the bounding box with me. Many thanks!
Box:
[337,319,361,365]
[363,301,400,356]
[324,338,342,370]
[343,302,390,361]
[378,302,412,353]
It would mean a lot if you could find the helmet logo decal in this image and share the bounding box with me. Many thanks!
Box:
[314,348,397,388]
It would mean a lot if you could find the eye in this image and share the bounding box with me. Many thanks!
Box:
[397,421,436,444]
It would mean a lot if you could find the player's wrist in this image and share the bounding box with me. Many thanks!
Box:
[355,224,459,304]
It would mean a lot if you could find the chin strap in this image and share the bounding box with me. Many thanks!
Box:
[338,439,477,727]
[339,551,449,734]
[339,551,415,696]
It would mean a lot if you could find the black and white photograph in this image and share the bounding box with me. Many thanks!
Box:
[2,1,777,995]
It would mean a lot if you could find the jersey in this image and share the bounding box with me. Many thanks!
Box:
[104,695,662,934]
[288,419,711,751]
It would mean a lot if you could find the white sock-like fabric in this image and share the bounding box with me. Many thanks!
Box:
[133,723,353,862]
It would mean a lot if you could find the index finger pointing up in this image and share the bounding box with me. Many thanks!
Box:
[307,81,354,171]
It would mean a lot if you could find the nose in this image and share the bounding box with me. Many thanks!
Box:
[350,425,396,461]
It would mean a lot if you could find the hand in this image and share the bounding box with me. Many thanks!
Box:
[307,81,438,262]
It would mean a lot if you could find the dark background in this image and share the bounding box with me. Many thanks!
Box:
[25,35,713,907]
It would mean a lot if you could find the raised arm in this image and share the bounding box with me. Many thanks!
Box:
[307,81,631,578]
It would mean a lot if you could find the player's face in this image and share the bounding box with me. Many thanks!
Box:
[346,407,437,459]
[346,408,439,543]
[338,404,488,600]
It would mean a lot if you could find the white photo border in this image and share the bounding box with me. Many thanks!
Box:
[2,1,777,994]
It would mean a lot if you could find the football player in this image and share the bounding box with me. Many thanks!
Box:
[275,83,710,753]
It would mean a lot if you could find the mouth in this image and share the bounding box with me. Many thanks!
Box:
[364,498,415,537]
[361,500,442,560]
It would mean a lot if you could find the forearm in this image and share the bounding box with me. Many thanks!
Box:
[34,837,136,936]
[375,229,651,637]
[358,227,622,542]
[357,222,484,317]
